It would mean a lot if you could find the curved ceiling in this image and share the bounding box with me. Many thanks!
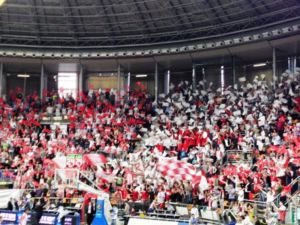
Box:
[0,0,300,48]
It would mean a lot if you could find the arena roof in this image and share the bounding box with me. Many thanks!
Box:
[0,0,300,49]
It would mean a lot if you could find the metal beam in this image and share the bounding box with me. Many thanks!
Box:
[61,0,78,41]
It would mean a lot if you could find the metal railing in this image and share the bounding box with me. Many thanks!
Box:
[238,176,300,219]
[79,170,100,191]
[273,176,300,207]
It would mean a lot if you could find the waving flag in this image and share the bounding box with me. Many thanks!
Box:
[96,166,117,183]
[84,154,107,167]
[52,156,67,169]
[156,157,196,181]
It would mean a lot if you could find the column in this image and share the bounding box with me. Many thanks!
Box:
[164,70,170,95]
[40,64,45,98]
[0,62,3,97]
[78,64,83,94]
[221,65,225,94]
[127,72,131,92]
[232,56,236,88]
[155,62,158,102]
[272,47,277,89]
[202,67,206,90]
[288,56,297,74]
[117,64,121,95]
[192,64,196,90]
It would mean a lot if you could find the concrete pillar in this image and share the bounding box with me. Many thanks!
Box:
[78,64,83,94]
[127,72,131,92]
[40,64,45,98]
[117,64,121,98]
[44,73,48,95]
[164,70,170,95]
[202,67,206,90]
[155,62,158,102]
[288,56,297,74]
[192,64,196,90]
[232,56,236,88]
[0,63,4,98]
[272,47,277,89]
[221,65,225,94]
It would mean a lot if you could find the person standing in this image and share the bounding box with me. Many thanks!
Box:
[85,199,95,225]
[111,205,118,225]
[190,204,199,219]
[7,198,13,210]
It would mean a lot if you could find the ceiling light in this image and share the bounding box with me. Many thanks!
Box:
[136,74,147,78]
[0,0,6,7]
[18,74,30,78]
[253,63,267,67]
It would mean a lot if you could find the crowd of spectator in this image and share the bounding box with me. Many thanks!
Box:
[0,68,300,225]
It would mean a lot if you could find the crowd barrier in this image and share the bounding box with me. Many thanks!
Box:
[127,216,226,225]
[0,210,80,225]
[0,210,22,224]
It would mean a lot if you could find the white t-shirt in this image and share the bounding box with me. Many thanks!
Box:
[111,207,118,220]
[190,207,199,218]
[157,191,165,204]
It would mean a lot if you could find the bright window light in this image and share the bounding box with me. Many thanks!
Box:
[135,74,148,78]
[0,0,6,7]
[253,63,267,67]
[58,72,77,97]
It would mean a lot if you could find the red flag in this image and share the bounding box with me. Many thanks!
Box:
[96,166,117,183]
[156,157,196,181]
[52,156,67,169]
[84,154,107,167]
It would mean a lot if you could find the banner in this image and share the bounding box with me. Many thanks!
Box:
[66,154,83,168]
[63,214,80,225]
[0,210,22,224]
[39,213,58,225]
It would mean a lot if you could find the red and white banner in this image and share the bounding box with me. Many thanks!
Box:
[52,156,67,169]
[66,154,83,168]
[96,166,118,183]
[156,157,196,181]
[84,154,107,167]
